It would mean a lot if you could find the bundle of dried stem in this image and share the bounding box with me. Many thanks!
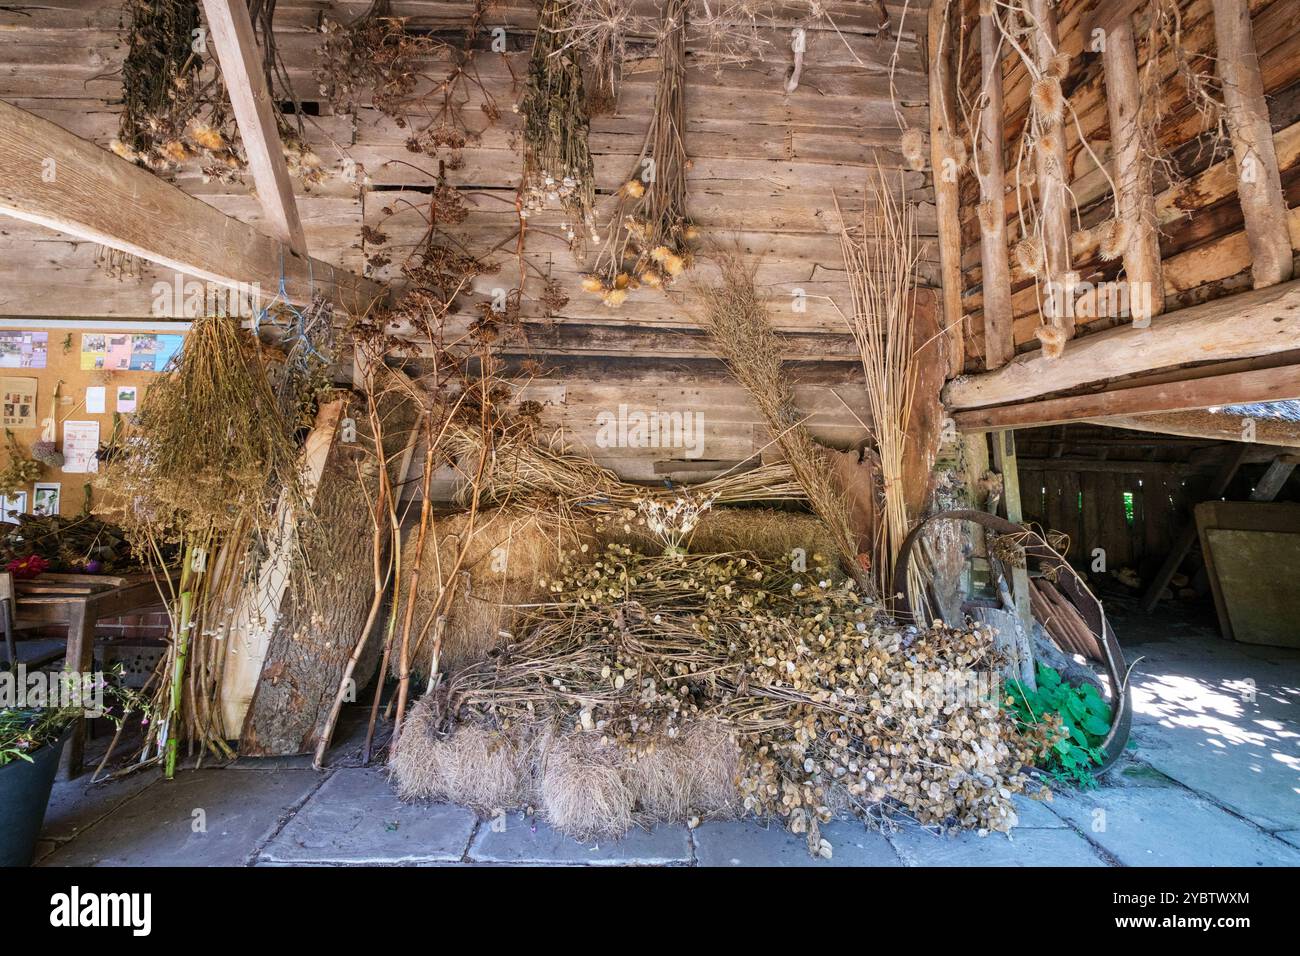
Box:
[696,250,871,595]
[835,167,924,607]
[520,0,599,249]
[583,0,695,306]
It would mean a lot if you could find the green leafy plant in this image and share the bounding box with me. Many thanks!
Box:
[1004,663,1112,789]
[0,706,79,767]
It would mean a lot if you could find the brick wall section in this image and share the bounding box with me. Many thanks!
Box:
[29,605,171,643]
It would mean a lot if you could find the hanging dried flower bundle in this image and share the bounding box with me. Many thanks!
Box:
[520,0,599,250]
[583,0,695,307]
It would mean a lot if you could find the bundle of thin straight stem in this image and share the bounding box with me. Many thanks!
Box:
[442,417,805,509]
[583,0,694,306]
[696,251,872,595]
[521,0,598,250]
[835,167,924,608]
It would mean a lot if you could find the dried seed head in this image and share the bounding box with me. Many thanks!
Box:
[621,179,645,198]
[1031,77,1065,126]
[900,127,927,171]
[1046,52,1072,81]
[1014,237,1044,277]
[1098,218,1131,262]
[1035,323,1067,360]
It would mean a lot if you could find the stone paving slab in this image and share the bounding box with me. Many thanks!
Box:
[260,769,476,864]
[693,819,902,866]
[1048,783,1300,867]
[39,769,322,867]
[40,767,161,847]
[468,814,691,865]
[1011,794,1070,828]
[886,822,1107,866]
[1276,831,1300,850]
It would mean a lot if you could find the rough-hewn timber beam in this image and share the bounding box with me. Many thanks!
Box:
[1212,0,1294,288]
[1092,412,1300,448]
[954,363,1300,432]
[977,6,1014,369]
[0,99,382,315]
[928,0,964,377]
[945,277,1300,410]
[200,0,308,257]
[1100,11,1164,323]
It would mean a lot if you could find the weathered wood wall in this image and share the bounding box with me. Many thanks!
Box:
[0,0,940,484]
[946,0,1300,369]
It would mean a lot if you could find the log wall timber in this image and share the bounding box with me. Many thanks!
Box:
[1212,0,1293,287]
[928,0,966,376]
[949,0,1300,371]
[0,100,380,313]
[946,271,1300,411]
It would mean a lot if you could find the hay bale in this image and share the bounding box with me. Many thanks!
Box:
[626,721,740,821]
[402,505,841,679]
[389,697,531,813]
[536,731,637,839]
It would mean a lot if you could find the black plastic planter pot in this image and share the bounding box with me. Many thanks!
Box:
[0,729,68,867]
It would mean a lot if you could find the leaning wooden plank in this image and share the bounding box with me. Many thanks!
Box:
[1249,454,1299,501]
[1212,0,1294,288]
[199,0,307,256]
[1100,13,1164,324]
[977,6,1014,370]
[0,99,381,314]
[945,277,1300,410]
[954,363,1300,432]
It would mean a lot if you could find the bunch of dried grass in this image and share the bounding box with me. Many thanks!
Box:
[695,250,870,595]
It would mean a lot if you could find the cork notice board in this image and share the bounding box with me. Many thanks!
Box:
[0,329,180,517]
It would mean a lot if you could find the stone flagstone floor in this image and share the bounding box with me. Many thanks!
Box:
[34,612,1300,867]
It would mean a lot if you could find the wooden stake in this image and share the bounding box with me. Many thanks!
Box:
[928,0,966,377]
[1101,15,1165,324]
[1212,0,1294,288]
[977,7,1015,370]
[1028,0,1075,339]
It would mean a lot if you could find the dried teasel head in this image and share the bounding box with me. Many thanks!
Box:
[977,200,1001,236]
[1036,128,1062,158]
[1014,237,1044,277]
[1098,218,1131,261]
[900,127,927,172]
[1034,323,1067,360]
[1030,76,1065,126]
[1046,52,1072,81]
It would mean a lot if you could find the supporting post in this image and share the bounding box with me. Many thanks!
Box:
[200,0,308,257]
[991,429,1035,687]
[58,602,96,780]
[1212,0,1294,288]
[1028,0,1075,339]
[1249,454,1299,501]
[977,6,1015,370]
[928,0,966,377]
[1100,14,1165,323]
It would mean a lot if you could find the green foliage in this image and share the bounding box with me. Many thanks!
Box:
[0,707,78,767]
[1004,663,1112,789]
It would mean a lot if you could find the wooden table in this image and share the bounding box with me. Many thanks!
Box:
[11,571,176,778]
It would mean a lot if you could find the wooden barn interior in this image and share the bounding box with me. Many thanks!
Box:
[0,0,1297,868]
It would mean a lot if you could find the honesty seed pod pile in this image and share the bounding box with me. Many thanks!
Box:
[394,542,1037,855]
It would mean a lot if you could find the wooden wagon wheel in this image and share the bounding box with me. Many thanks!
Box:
[892,509,1133,774]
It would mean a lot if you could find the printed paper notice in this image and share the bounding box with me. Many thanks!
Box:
[62,420,100,474]
[86,386,106,414]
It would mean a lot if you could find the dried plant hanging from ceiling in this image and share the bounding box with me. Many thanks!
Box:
[114,0,243,180]
[520,0,599,252]
[583,0,694,307]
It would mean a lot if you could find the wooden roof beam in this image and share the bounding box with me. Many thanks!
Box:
[200,0,307,257]
[0,99,382,315]
[945,277,1300,410]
